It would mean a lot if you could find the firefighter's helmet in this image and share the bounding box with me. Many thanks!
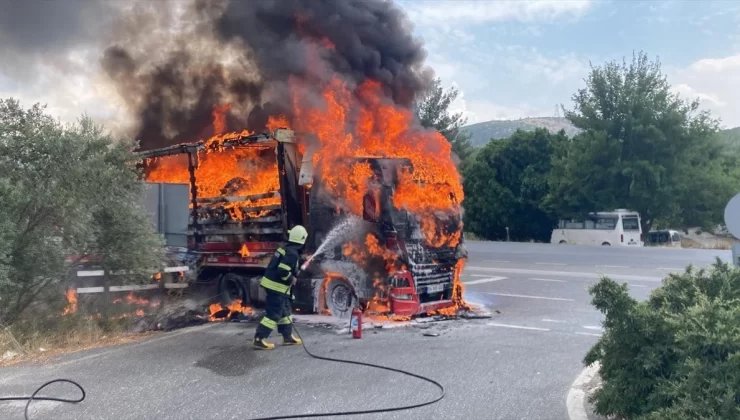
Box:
[288,225,308,245]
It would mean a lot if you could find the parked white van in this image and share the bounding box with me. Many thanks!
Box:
[645,230,682,247]
[550,209,643,246]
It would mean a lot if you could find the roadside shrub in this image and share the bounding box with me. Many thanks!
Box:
[585,261,740,419]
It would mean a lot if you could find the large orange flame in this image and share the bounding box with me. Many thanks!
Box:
[284,76,463,248]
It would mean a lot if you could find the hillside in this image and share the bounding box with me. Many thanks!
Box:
[462,117,580,147]
[718,126,740,149]
[463,118,740,148]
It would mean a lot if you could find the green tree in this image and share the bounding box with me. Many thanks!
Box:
[415,78,473,160]
[547,52,733,231]
[0,99,163,326]
[464,128,563,241]
[585,262,740,419]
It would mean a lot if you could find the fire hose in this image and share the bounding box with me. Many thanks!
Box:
[0,379,85,420]
[248,322,446,420]
[0,322,445,420]
[250,281,446,419]
[1,270,445,419]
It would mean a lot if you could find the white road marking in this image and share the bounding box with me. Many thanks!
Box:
[542,318,568,323]
[535,262,567,266]
[487,322,550,331]
[575,332,602,337]
[567,362,600,420]
[465,265,662,282]
[529,277,567,283]
[582,325,603,331]
[482,292,574,302]
[464,276,506,285]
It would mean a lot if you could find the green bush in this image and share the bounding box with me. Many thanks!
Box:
[585,261,740,419]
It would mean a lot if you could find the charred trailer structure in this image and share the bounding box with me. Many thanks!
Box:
[140,128,466,317]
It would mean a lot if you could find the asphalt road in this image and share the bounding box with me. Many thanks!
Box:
[0,241,730,420]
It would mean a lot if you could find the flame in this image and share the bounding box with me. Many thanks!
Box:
[125,292,150,306]
[434,259,468,316]
[208,299,254,321]
[212,103,231,135]
[282,76,463,248]
[62,288,78,315]
[145,142,281,222]
[267,115,289,131]
[239,243,250,258]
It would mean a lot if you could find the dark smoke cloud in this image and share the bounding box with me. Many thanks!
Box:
[100,0,432,150]
[216,0,431,106]
[1,0,431,149]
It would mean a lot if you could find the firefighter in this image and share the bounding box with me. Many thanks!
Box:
[253,225,308,350]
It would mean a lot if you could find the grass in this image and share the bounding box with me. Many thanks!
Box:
[680,237,732,250]
[0,314,152,366]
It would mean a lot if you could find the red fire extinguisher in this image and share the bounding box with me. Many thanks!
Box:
[350,307,362,339]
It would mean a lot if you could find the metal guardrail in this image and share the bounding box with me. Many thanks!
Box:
[73,266,190,295]
[67,266,191,318]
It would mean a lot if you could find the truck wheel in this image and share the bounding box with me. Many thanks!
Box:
[219,273,249,305]
[324,277,356,318]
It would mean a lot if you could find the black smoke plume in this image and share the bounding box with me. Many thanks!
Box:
[100,0,431,150]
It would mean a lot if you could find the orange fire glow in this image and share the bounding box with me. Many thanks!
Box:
[284,76,463,248]
[62,288,78,315]
[125,292,150,306]
[434,259,468,316]
[208,299,254,321]
[212,103,231,135]
[239,243,250,258]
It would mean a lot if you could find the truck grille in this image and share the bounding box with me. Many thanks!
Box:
[411,263,453,303]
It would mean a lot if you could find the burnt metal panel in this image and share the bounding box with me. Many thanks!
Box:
[277,142,303,231]
[143,182,189,247]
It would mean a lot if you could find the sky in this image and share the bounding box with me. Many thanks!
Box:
[398,0,740,128]
[1,0,739,130]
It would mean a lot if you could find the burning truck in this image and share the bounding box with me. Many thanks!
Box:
[91,0,470,318]
[141,105,467,317]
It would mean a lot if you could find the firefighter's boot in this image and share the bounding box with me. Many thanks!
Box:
[282,334,302,346]
[253,337,275,350]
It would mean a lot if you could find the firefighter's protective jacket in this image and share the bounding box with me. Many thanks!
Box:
[259,244,300,295]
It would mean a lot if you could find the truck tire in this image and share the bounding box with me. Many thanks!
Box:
[324,277,357,318]
[218,273,249,305]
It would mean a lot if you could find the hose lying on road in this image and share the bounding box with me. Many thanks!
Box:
[0,378,86,420]
[0,323,445,420]
[248,323,446,420]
